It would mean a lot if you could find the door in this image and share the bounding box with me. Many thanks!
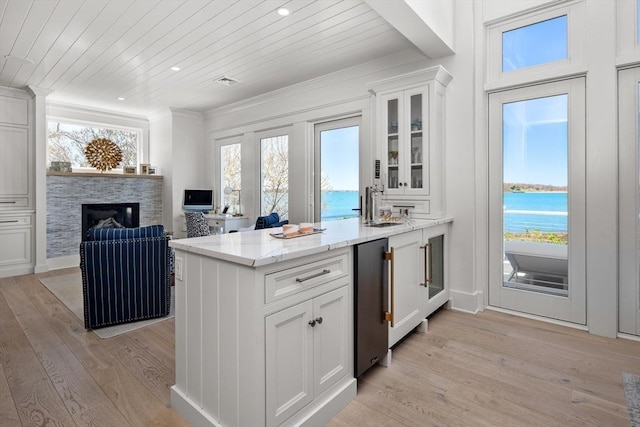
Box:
[422,225,448,318]
[619,67,640,336]
[313,286,349,395]
[265,300,314,427]
[489,78,586,324]
[388,230,423,346]
[314,117,360,222]
[354,238,389,377]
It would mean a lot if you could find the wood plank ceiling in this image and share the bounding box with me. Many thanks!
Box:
[0,0,417,116]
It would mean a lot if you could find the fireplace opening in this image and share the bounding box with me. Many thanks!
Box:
[81,203,140,241]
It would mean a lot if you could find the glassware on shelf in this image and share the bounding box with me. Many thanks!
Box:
[389,150,399,165]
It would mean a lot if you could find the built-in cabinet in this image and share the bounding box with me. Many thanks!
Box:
[265,285,350,427]
[369,66,451,219]
[0,88,34,278]
[172,247,355,427]
[388,223,449,347]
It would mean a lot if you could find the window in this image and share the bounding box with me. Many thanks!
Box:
[486,2,584,87]
[314,117,360,222]
[47,120,140,170]
[220,142,241,213]
[260,134,288,219]
[502,15,567,72]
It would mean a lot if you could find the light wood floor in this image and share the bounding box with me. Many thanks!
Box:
[2,268,639,426]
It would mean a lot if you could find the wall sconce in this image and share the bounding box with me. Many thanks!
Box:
[223,186,242,215]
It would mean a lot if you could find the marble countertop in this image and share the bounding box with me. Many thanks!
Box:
[170,217,453,267]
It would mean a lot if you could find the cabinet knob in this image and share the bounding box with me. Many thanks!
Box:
[308,319,316,327]
[315,317,323,324]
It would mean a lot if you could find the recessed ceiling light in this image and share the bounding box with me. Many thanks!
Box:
[117,97,125,101]
[277,7,290,16]
[171,66,181,71]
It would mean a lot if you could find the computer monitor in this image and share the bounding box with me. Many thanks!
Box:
[183,189,213,212]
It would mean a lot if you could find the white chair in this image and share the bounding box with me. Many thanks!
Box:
[504,240,568,283]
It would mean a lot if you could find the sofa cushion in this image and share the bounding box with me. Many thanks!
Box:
[88,224,164,241]
[256,213,282,229]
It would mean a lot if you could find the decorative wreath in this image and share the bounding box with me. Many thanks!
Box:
[85,138,122,171]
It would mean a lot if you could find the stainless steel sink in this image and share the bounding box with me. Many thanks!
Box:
[365,222,402,228]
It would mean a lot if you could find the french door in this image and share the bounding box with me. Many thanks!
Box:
[619,67,640,336]
[313,117,361,222]
[488,78,586,324]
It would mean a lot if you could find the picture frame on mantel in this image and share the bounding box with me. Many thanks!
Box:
[123,165,137,174]
[139,163,150,175]
[148,166,157,175]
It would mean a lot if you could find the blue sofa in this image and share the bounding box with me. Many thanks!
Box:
[79,225,171,330]
[254,212,288,229]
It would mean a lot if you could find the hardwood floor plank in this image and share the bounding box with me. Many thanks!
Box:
[0,278,76,426]
[0,349,21,426]
[2,277,132,426]
[14,270,188,426]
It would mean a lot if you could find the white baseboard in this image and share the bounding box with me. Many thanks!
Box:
[47,254,80,271]
[449,289,484,314]
[0,265,34,278]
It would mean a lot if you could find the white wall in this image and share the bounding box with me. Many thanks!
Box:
[204,50,432,225]
[150,108,206,237]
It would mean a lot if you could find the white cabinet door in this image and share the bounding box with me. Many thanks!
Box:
[388,230,424,347]
[266,300,314,427]
[313,286,349,397]
[0,126,29,197]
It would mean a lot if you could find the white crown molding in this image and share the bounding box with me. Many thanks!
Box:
[169,107,204,120]
[47,101,149,127]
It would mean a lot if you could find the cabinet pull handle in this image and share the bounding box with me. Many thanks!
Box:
[296,269,330,283]
[315,317,323,324]
[426,243,433,285]
[308,319,316,327]
[0,201,17,204]
[384,248,395,326]
[0,220,19,223]
[420,244,429,287]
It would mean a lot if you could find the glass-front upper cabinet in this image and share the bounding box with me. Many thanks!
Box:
[382,89,427,194]
[370,66,451,219]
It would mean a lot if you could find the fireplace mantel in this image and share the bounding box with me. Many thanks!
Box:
[47,171,162,179]
[47,174,163,259]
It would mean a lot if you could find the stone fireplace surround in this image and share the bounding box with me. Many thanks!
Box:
[47,173,163,259]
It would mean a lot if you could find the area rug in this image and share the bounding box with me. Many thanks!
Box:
[623,372,640,427]
[39,273,174,339]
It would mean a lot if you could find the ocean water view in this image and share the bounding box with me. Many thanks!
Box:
[322,191,359,220]
[504,192,567,233]
[320,190,567,233]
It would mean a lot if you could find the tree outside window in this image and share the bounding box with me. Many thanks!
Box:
[221,143,241,212]
[261,135,289,219]
[47,121,139,169]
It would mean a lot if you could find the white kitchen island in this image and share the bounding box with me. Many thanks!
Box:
[169,217,452,427]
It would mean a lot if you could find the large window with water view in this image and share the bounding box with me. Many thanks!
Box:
[317,124,359,221]
[502,94,569,296]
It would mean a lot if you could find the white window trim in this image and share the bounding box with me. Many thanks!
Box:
[617,0,640,66]
[486,0,586,91]
[47,116,145,172]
